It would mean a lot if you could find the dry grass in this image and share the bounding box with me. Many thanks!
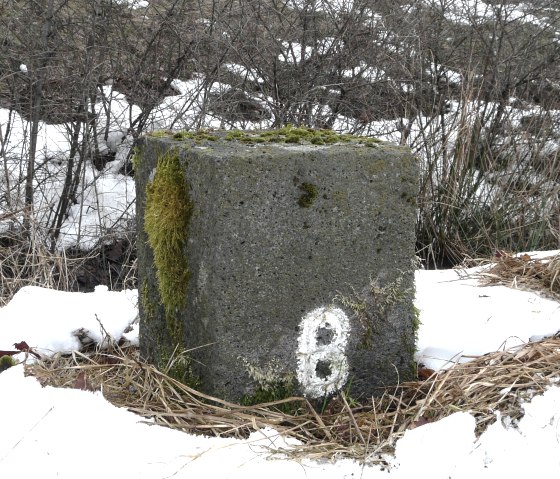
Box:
[0,218,137,306]
[10,248,560,462]
[0,230,74,307]
[27,335,560,463]
[475,251,560,301]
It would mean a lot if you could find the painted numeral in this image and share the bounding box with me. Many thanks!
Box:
[296,306,350,398]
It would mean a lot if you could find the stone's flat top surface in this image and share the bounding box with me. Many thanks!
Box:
[147,126,394,150]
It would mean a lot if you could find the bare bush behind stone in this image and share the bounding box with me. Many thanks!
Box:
[0,0,558,298]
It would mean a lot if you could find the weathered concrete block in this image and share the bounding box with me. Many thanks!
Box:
[135,128,418,403]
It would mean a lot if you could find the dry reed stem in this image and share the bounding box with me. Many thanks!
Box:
[26,335,560,463]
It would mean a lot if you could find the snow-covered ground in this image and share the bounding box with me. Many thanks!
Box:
[1,256,559,478]
[1,2,559,472]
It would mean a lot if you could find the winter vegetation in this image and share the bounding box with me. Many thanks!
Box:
[1,0,559,303]
[1,0,560,475]
[1,253,560,476]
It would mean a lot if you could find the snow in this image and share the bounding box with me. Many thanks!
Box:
[468,390,560,477]
[2,65,553,251]
[278,38,339,63]
[1,256,560,477]
[392,412,477,477]
[1,2,560,470]
[115,0,149,9]
[435,0,548,28]
[0,104,135,249]
[415,257,560,370]
[0,285,138,356]
[288,0,354,14]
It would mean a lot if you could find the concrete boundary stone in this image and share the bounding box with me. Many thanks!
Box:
[135,128,419,403]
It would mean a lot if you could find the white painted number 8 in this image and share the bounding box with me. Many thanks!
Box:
[296,306,350,398]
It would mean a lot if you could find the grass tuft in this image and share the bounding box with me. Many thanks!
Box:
[474,251,560,301]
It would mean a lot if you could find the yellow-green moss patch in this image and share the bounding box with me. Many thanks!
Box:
[227,124,367,145]
[298,182,318,208]
[131,145,142,171]
[147,127,383,146]
[239,357,297,411]
[148,130,172,138]
[172,130,217,142]
[0,355,16,372]
[144,148,192,341]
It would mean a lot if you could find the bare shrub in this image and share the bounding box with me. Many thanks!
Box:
[0,0,559,299]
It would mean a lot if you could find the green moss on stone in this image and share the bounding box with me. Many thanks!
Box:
[160,348,201,388]
[144,148,192,342]
[148,126,382,146]
[225,130,245,140]
[131,145,142,171]
[363,138,382,146]
[0,355,15,373]
[148,130,171,138]
[298,182,318,208]
[140,281,156,321]
[241,380,298,412]
[239,357,298,410]
[221,125,380,145]
[172,130,217,142]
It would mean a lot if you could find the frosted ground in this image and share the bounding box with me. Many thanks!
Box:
[1,258,560,478]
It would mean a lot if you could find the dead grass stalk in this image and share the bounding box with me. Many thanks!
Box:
[27,335,560,463]
[476,251,560,301]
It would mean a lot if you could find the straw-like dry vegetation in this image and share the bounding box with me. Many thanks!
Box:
[12,244,560,464]
[1,0,559,272]
[27,332,560,464]
[2,0,559,464]
[0,215,137,307]
[475,251,560,301]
